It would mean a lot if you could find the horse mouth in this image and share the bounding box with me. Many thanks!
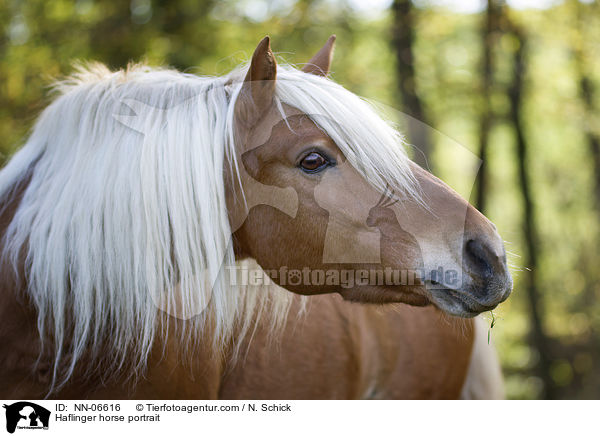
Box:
[426,280,499,317]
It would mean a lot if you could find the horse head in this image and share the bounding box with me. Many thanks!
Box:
[228,36,512,317]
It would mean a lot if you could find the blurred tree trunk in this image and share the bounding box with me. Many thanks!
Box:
[506,21,555,399]
[475,0,502,213]
[391,0,432,170]
[571,0,600,335]
[573,1,600,210]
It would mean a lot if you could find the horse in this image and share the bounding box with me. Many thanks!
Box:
[0,35,512,399]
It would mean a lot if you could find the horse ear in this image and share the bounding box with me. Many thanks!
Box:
[239,36,277,121]
[302,35,336,77]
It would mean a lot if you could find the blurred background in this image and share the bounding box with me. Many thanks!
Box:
[1,0,599,399]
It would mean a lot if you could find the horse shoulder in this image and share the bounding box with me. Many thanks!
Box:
[334,304,473,399]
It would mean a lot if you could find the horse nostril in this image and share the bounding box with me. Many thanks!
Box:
[464,238,496,278]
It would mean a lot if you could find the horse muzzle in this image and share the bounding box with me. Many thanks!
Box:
[427,231,513,317]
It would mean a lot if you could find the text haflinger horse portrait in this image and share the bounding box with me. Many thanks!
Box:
[0,36,512,399]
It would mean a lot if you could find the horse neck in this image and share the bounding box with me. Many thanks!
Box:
[0,176,51,397]
[0,174,30,292]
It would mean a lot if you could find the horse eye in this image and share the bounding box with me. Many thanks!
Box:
[300,152,328,173]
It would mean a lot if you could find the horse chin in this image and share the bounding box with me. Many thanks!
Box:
[427,287,499,318]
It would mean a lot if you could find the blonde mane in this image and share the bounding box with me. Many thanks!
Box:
[0,61,418,392]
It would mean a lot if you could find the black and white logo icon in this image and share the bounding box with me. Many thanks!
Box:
[3,402,50,433]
